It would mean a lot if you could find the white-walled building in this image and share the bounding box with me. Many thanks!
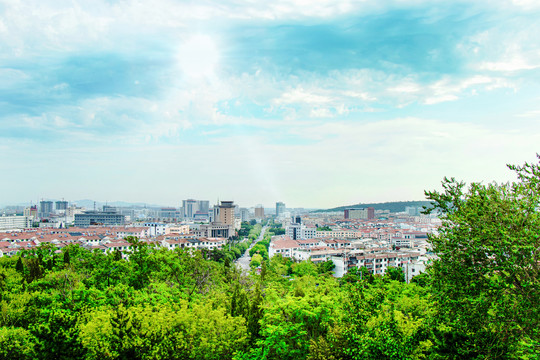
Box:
[0,215,32,230]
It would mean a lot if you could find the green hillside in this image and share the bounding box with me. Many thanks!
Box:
[312,200,433,214]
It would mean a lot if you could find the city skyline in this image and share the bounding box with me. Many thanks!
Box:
[1,1,539,208]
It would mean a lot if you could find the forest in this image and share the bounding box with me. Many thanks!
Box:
[0,159,539,360]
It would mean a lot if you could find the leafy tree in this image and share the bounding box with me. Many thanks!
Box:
[109,305,145,360]
[113,249,122,262]
[63,250,70,266]
[291,260,318,277]
[28,308,86,360]
[0,327,37,360]
[317,260,335,275]
[25,257,44,283]
[342,279,433,360]
[410,272,429,287]
[15,256,24,274]
[254,277,345,360]
[250,254,263,268]
[384,267,405,282]
[425,158,540,358]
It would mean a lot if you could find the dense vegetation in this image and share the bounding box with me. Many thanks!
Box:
[0,159,539,359]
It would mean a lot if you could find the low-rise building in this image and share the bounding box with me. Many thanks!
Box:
[0,215,32,230]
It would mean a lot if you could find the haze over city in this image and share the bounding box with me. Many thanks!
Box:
[1,0,540,208]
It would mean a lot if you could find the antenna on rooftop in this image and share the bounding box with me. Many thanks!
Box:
[94,201,96,211]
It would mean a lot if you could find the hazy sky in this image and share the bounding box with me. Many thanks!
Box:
[1,0,540,208]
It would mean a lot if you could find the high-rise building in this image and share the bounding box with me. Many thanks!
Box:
[255,206,265,219]
[182,199,210,219]
[276,202,285,217]
[55,201,68,211]
[39,201,53,218]
[182,199,197,219]
[240,208,250,222]
[197,200,210,215]
[216,201,235,226]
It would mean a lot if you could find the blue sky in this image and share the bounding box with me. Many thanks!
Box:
[1,0,540,208]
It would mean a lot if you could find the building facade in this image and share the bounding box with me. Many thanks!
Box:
[276,202,285,217]
[344,207,375,220]
[55,201,68,211]
[39,201,53,218]
[0,215,32,230]
[255,206,265,219]
[74,211,125,227]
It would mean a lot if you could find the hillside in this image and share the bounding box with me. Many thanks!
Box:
[312,200,433,214]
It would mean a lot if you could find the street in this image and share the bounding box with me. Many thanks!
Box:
[236,225,267,272]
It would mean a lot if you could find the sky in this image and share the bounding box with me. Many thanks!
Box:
[1,0,540,209]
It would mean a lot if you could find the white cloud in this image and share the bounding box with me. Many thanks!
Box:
[480,56,540,72]
[515,109,540,118]
[274,87,334,105]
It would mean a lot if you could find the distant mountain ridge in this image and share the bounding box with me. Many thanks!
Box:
[312,200,433,214]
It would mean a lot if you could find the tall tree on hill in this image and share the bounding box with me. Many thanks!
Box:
[425,157,540,358]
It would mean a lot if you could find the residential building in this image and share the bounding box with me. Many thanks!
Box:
[24,206,38,219]
[39,201,53,218]
[55,201,68,211]
[276,202,285,217]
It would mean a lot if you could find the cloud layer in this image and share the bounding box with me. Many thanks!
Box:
[1,0,539,208]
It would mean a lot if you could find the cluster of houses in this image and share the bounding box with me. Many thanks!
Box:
[0,226,228,258]
[275,212,439,281]
[268,235,433,281]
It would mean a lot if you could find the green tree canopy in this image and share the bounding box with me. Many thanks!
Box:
[425,157,540,358]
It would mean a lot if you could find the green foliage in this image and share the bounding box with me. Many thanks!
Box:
[410,272,429,287]
[316,226,332,231]
[385,267,405,283]
[15,257,24,274]
[342,279,434,360]
[0,327,37,360]
[317,260,335,275]
[254,277,346,360]
[292,260,318,277]
[425,158,540,358]
[249,244,268,260]
[250,254,263,268]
